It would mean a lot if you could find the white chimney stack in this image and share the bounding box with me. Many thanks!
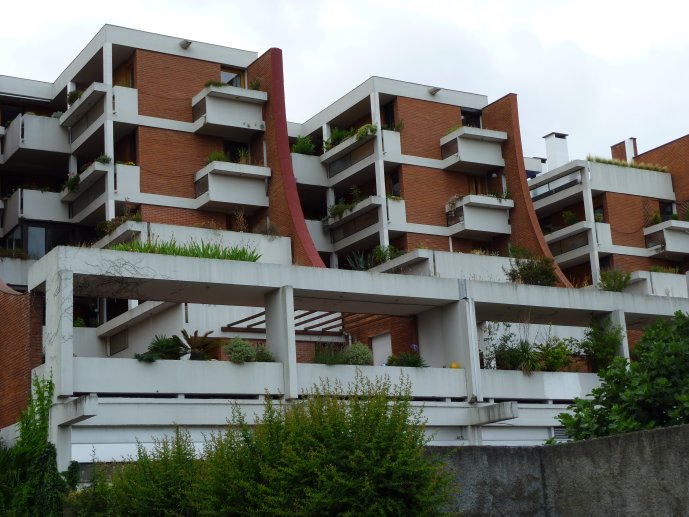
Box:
[543,132,569,171]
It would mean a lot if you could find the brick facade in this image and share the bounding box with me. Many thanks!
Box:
[396,98,461,159]
[635,134,689,204]
[140,205,227,229]
[400,164,468,226]
[343,314,418,356]
[0,287,43,429]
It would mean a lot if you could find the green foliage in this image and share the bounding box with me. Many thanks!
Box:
[254,344,274,362]
[110,239,261,262]
[64,461,113,516]
[67,89,84,104]
[327,199,356,219]
[235,147,250,164]
[371,244,404,265]
[650,265,680,274]
[313,347,343,365]
[94,211,142,237]
[224,337,257,364]
[51,111,63,118]
[586,154,668,173]
[579,318,623,373]
[248,78,261,90]
[323,127,355,151]
[95,154,111,164]
[387,352,428,367]
[598,269,632,292]
[0,247,28,259]
[355,123,377,140]
[180,329,215,360]
[671,213,679,220]
[536,337,578,372]
[291,135,316,155]
[73,317,86,328]
[561,210,578,226]
[135,334,188,362]
[206,149,230,163]
[647,211,663,226]
[387,194,403,201]
[559,311,689,440]
[345,249,369,271]
[204,79,225,88]
[444,124,463,135]
[505,248,557,287]
[62,174,80,193]
[338,341,374,365]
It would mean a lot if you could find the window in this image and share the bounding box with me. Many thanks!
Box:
[659,201,674,222]
[382,102,395,129]
[221,67,244,88]
[390,170,400,197]
[27,226,45,259]
[461,109,482,128]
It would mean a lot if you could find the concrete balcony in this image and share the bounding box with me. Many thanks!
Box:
[544,220,592,266]
[305,219,333,253]
[320,131,376,166]
[292,153,327,187]
[323,195,384,229]
[60,162,110,202]
[643,220,689,259]
[481,370,600,402]
[440,127,506,173]
[446,195,513,240]
[59,82,108,127]
[2,189,69,234]
[191,85,266,140]
[194,161,270,212]
[0,257,36,288]
[2,114,69,163]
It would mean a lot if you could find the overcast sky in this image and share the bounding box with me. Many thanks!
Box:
[4,0,688,160]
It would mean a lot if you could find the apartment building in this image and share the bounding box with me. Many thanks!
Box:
[1,25,686,470]
[528,134,689,289]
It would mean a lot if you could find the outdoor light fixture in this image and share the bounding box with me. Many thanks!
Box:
[428,86,441,95]
[490,172,498,179]
[179,39,192,49]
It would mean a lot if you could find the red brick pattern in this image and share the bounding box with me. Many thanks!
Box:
[397,98,461,159]
[136,50,219,122]
[400,164,468,226]
[343,314,418,356]
[610,141,627,161]
[140,205,226,229]
[0,291,43,428]
[138,126,221,198]
[635,135,689,204]
[296,342,315,363]
[603,193,657,248]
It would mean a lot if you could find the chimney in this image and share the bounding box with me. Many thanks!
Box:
[610,138,637,162]
[543,132,569,171]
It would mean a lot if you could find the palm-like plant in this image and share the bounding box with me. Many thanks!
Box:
[180,329,216,360]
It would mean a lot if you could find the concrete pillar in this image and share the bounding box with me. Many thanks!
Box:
[265,286,298,399]
[45,268,74,397]
[608,310,630,361]
[329,253,339,269]
[370,92,389,247]
[326,188,335,208]
[444,299,482,402]
[103,43,116,220]
[582,168,601,284]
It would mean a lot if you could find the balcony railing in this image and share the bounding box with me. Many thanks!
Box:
[194,161,270,211]
[445,195,513,238]
[2,188,70,234]
[530,170,583,201]
[191,85,267,139]
[59,82,108,128]
[440,127,507,173]
[2,114,70,162]
[60,162,110,202]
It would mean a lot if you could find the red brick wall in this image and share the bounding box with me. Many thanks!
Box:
[138,126,221,198]
[610,255,672,273]
[0,290,43,429]
[247,49,324,267]
[400,164,469,226]
[563,263,593,287]
[343,314,417,356]
[635,135,689,203]
[610,141,627,161]
[396,98,461,159]
[482,94,572,287]
[136,50,220,122]
[603,193,657,248]
[140,205,226,229]
[296,342,315,363]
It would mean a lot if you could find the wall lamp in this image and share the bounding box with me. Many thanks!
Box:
[179,39,193,49]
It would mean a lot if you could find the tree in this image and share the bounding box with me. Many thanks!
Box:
[559,311,689,440]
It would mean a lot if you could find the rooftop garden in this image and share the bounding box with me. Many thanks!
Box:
[586,155,668,173]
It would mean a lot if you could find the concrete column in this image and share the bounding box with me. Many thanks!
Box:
[322,123,331,143]
[329,253,339,269]
[326,188,335,208]
[370,92,389,247]
[444,299,482,402]
[265,286,298,399]
[103,42,116,220]
[45,268,74,397]
[608,310,630,361]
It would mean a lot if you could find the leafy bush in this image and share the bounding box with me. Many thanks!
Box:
[180,329,215,360]
[387,350,428,367]
[109,239,261,262]
[371,244,404,265]
[339,342,373,365]
[135,334,188,362]
[355,123,377,140]
[95,154,111,164]
[254,344,274,362]
[561,210,578,226]
[505,253,557,286]
[291,135,316,155]
[647,211,663,226]
[224,337,256,364]
[235,147,250,164]
[94,211,142,237]
[51,111,63,118]
[598,269,632,292]
[62,174,80,193]
[650,265,680,274]
[323,127,355,151]
[207,149,230,163]
[536,337,576,372]
[67,89,84,104]
[73,317,86,328]
[205,79,225,88]
[559,311,689,440]
[579,318,623,373]
[248,78,261,90]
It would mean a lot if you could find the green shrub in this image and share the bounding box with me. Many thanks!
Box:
[205,79,225,88]
[51,111,63,118]
[387,351,428,367]
[505,254,557,286]
[327,199,356,219]
[180,329,215,360]
[109,239,262,262]
[650,265,680,274]
[67,89,84,104]
[338,342,373,365]
[291,135,316,155]
[561,210,578,226]
[587,154,668,173]
[94,211,142,237]
[224,337,256,364]
[579,317,623,373]
[207,149,230,163]
[62,174,80,193]
[355,123,377,140]
[313,348,342,365]
[598,269,631,292]
[254,344,274,362]
[95,154,111,164]
[371,244,404,265]
[135,334,188,362]
[73,317,86,328]
[323,127,355,151]
[536,337,575,372]
[248,78,261,90]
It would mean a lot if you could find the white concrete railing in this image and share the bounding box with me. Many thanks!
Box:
[481,369,600,401]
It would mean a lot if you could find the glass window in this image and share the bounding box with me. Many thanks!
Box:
[27,226,45,259]
[220,67,243,88]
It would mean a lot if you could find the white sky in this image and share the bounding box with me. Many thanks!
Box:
[4,0,689,160]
